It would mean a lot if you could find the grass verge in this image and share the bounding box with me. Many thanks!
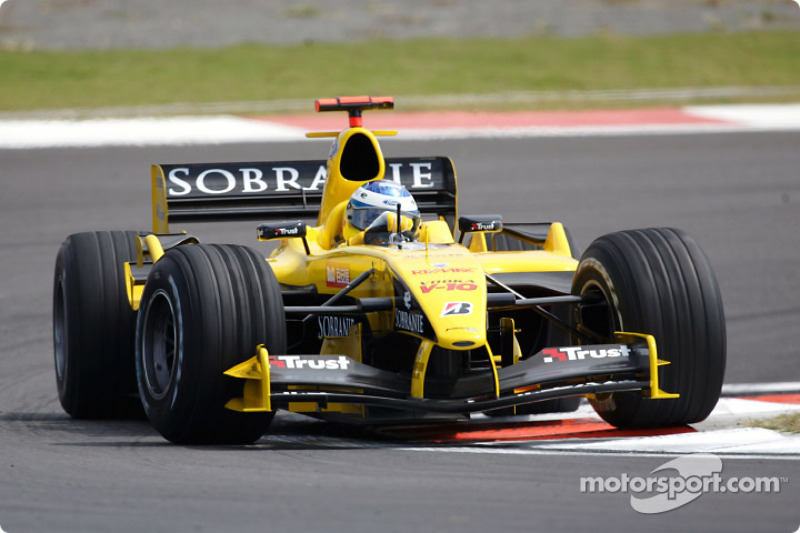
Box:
[2,31,800,113]
[745,412,800,434]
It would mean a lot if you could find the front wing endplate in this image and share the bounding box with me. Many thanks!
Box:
[225,344,272,412]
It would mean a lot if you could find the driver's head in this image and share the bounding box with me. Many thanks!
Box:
[344,180,420,243]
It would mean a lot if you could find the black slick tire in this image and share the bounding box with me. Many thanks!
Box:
[135,244,286,445]
[572,228,726,428]
[53,231,142,418]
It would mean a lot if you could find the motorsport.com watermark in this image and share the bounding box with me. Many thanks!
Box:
[580,453,789,514]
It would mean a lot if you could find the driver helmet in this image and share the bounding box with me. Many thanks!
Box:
[344,180,420,241]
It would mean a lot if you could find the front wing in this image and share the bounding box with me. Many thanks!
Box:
[224,333,677,415]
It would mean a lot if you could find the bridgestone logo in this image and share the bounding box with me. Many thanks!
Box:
[269,355,351,370]
[441,302,473,316]
[542,345,631,363]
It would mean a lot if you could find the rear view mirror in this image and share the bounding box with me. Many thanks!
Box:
[457,215,503,243]
[257,221,307,240]
[257,221,310,254]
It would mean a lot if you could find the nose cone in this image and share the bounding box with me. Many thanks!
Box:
[392,253,487,351]
[437,320,486,350]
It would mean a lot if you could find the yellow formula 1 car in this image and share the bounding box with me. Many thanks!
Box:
[53,97,726,444]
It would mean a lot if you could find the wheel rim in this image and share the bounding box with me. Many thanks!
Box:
[578,280,623,406]
[53,278,67,381]
[141,290,178,400]
[578,280,621,342]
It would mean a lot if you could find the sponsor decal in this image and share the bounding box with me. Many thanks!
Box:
[420,281,478,293]
[167,165,328,196]
[402,290,413,309]
[395,309,426,334]
[415,343,426,362]
[441,302,473,317]
[257,221,306,240]
[386,161,436,189]
[328,139,339,159]
[411,267,474,275]
[268,355,351,370]
[542,345,631,363]
[162,158,445,198]
[471,221,500,231]
[317,316,356,338]
[459,216,502,234]
[326,263,350,288]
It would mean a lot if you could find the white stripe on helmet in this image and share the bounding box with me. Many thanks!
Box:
[353,186,418,212]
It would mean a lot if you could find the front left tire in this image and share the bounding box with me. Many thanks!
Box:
[135,244,286,445]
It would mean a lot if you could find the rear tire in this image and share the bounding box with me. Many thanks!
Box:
[135,244,286,444]
[53,231,142,418]
[572,228,726,428]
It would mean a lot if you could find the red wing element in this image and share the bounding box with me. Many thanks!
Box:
[315,96,395,127]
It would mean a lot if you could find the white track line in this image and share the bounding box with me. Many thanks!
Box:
[0,116,305,149]
[722,382,800,395]
[400,445,800,461]
[531,427,800,456]
[1,103,799,148]
[687,104,800,129]
[444,391,800,458]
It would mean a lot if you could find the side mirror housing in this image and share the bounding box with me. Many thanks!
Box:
[257,221,310,254]
[457,215,503,244]
[257,221,307,240]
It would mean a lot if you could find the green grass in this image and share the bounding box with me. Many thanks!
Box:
[746,412,800,434]
[2,31,800,113]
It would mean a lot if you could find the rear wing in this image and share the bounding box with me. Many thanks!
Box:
[151,156,457,232]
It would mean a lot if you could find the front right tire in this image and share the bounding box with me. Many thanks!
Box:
[135,244,286,444]
[53,230,141,419]
[572,228,726,428]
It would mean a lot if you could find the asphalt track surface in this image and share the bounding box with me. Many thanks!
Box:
[1,132,799,532]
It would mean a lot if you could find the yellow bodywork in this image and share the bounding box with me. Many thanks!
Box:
[137,97,676,417]
[151,165,169,234]
[317,126,386,225]
[224,345,272,412]
[615,332,679,400]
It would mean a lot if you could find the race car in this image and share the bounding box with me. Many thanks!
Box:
[53,96,727,444]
